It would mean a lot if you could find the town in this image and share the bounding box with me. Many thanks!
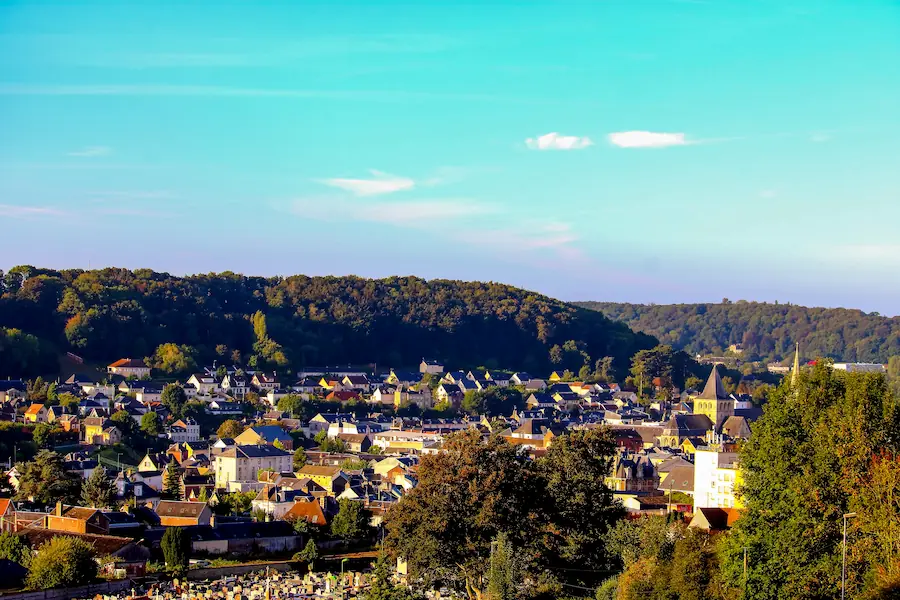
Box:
[1,344,891,600]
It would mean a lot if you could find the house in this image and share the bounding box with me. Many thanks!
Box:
[435,383,462,404]
[214,445,292,491]
[107,358,151,378]
[82,417,123,446]
[308,413,353,435]
[283,499,328,527]
[510,372,532,386]
[326,390,362,402]
[658,464,695,497]
[523,378,548,391]
[419,358,444,375]
[0,380,25,404]
[251,484,306,519]
[24,403,48,423]
[155,500,212,526]
[266,389,291,406]
[387,370,420,386]
[0,498,15,533]
[292,377,322,396]
[440,371,467,385]
[235,425,294,450]
[605,453,659,493]
[657,414,714,448]
[208,400,243,415]
[548,370,570,382]
[187,373,220,394]
[689,507,742,532]
[46,502,110,535]
[221,374,250,397]
[371,387,396,407]
[693,444,743,509]
[251,372,281,391]
[525,393,557,410]
[295,465,349,495]
[486,371,512,387]
[341,375,372,391]
[457,379,479,394]
[166,417,200,442]
[337,433,373,453]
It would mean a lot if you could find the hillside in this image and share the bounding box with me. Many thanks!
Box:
[575,301,900,364]
[0,266,657,378]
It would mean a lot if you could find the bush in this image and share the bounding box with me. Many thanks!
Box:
[26,536,97,590]
[161,527,190,577]
[0,531,30,566]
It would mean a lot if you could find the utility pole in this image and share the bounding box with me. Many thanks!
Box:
[842,512,857,600]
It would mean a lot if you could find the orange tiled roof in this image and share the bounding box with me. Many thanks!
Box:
[25,403,45,415]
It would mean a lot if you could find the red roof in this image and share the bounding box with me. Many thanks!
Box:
[108,358,147,368]
[0,498,11,515]
[25,403,45,415]
[326,391,361,401]
[284,500,327,526]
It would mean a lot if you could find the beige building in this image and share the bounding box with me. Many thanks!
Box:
[214,445,292,492]
[107,358,151,378]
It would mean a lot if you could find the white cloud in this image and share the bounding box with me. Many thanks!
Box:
[320,170,415,196]
[92,190,176,200]
[836,244,900,264]
[68,145,111,157]
[608,131,687,148]
[0,204,63,218]
[358,200,494,223]
[525,132,594,151]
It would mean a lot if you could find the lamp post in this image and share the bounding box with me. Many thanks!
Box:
[842,512,857,600]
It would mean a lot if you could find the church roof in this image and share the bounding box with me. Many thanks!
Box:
[698,366,728,401]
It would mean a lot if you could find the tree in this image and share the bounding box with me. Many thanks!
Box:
[278,394,304,417]
[161,526,190,577]
[331,498,370,542]
[294,538,319,571]
[31,422,56,448]
[164,462,182,500]
[0,531,30,566]
[57,392,80,411]
[15,450,81,506]
[363,550,420,600]
[26,377,50,402]
[216,419,244,439]
[385,431,538,599]
[721,363,900,599]
[595,356,614,382]
[630,345,676,397]
[293,447,308,471]
[160,384,187,419]
[486,533,522,600]
[147,343,198,375]
[110,409,137,439]
[81,466,117,508]
[140,412,162,436]
[26,536,97,590]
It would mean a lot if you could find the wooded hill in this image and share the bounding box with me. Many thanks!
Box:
[0,266,657,378]
[576,300,900,364]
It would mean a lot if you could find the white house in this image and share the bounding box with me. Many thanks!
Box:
[167,418,201,442]
[693,444,741,509]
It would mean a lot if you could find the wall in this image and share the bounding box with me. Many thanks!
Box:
[0,580,131,600]
[186,561,294,581]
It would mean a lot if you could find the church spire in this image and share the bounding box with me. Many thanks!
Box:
[791,342,800,386]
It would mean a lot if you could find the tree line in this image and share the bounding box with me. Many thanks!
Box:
[0,266,656,378]
[577,300,900,364]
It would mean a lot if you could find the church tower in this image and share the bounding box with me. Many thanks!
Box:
[791,342,801,387]
[694,365,733,428]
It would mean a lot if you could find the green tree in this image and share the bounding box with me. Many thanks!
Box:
[15,450,81,505]
[363,550,420,600]
[277,394,304,417]
[331,498,370,542]
[721,364,900,599]
[161,526,190,577]
[486,533,521,600]
[293,538,319,571]
[216,419,244,439]
[140,412,162,436]
[0,531,30,566]
[57,392,80,411]
[31,422,56,448]
[81,466,117,508]
[293,447,308,471]
[164,462,182,500]
[26,536,97,590]
[147,343,198,375]
[160,384,187,419]
[26,377,50,402]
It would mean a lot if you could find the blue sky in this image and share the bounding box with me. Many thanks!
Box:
[1,0,899,314]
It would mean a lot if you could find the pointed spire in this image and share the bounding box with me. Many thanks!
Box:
[699,365,728,400]
[791,342,801,386]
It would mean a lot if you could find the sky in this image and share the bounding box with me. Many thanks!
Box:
[1,0,899,314]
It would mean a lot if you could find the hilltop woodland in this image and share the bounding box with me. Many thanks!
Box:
[0,266,656,379]
[578,300,900,365]
[384,363,900,600]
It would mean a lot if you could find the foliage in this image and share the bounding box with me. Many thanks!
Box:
[595,577,617,600]
[147,343,198,375]
[721,364,900,599]
[164,462,182,500]
[580,300,900,364]
[161,527,190,577]
[1,267,655,378]
[292,447,308,471]
[81,466,117,508]
[160,384,187,419]
[340,458,369,471]
[460,388,523,417]
[314,430,347,453]
[15,450,81,506]
[110,409,137,438]
[26,536,97,590]
[0,531,31,567]
[277,394,305,417]
[293,539,319,569]
[140,411,162,436]
[330,498,370,541]
[363,550,421,600]
[0,327,55,378]
[216,419,245,439]
[212,491,257,516]
[486,533,523,600]
[31,422,56,449]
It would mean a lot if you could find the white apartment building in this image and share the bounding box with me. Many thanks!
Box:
[693,445,743,509]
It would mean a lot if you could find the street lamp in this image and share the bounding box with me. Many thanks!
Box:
[842,512,857,600]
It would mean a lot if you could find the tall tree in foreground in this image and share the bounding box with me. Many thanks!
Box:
[161,526,190,577]
[163,462,183,500]
[721,363,900,599]
[81,466,117,508]
[26,536,97,590]
[15,450,81,506]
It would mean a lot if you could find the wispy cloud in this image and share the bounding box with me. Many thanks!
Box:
[320,170,415,197]
[0,204,64,218]
[90,190,177,200]
[608,131,687,148]
[526,132,594,150]
[95,207,176,218]
[68,145,111,157]
[358,199,494,223]
[833,244,900,266]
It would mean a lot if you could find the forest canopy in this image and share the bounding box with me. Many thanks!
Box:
[0,266,656,377]
[577,300,900,364]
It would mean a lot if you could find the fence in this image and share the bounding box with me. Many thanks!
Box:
[0,580,131,600]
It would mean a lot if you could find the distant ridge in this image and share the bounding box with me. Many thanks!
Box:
[575,300,900,364]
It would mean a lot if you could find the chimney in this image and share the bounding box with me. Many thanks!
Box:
[56,500,63,517]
